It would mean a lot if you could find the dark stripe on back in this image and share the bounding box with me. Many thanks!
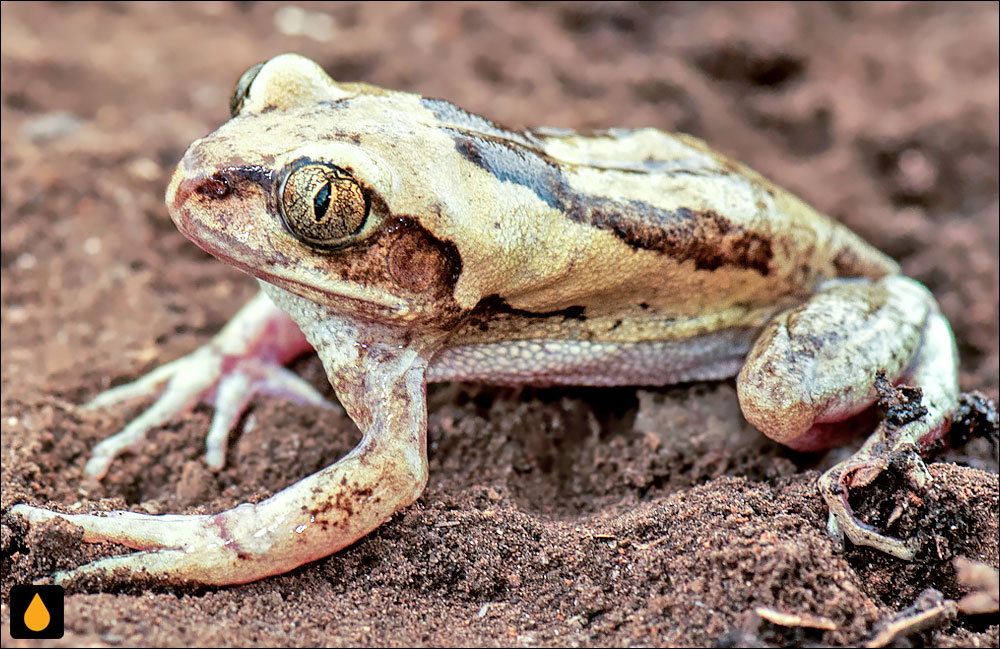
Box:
[443,119,773,275]
[421,97,538,148]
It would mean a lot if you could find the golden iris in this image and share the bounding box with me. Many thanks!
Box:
[280,163,367,246]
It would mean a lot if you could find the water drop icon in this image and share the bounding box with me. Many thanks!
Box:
[24,592,51,632]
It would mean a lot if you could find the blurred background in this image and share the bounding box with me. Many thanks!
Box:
[3,1,996,391]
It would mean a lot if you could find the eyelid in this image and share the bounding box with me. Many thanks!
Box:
[277,143,398,199]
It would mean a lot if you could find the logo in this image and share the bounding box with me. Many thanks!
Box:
[9,585,64,639]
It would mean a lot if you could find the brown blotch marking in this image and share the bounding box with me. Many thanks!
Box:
[196,174,231,199]
[832,246,865,278]
[184,164,278,216]
[310,484,374,520]
[585,203,773,275]
[336,492,354,517]
[465,315,491,332]
[310,484,378,521]
[312,499,334,515]
[283,211,465,326]
[387,226,452,293]
[334,214,462,294]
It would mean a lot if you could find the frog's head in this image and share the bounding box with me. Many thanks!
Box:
[166,54,471,327]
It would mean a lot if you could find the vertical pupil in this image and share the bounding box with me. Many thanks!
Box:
[313,182,332,221]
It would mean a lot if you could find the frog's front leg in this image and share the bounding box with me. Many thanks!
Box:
[11,313,433,587]
[81,290,335,475]
[737,275,959,559]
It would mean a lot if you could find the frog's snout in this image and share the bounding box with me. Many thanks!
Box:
[167,159,276,231]
[180,172,232,206]
[166,170,209,238]
[164,148,238,255]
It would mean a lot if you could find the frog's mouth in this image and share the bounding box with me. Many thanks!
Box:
[166,165,411,318]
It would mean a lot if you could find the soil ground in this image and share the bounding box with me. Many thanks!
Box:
[2,2,997,647]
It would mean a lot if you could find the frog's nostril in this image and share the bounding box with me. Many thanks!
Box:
[197,173,232,199]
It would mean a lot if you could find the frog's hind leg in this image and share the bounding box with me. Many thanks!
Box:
[736,276,959,559]
[817,309,958,559]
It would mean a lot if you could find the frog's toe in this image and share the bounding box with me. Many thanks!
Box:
[818,453,921,560]
[11,503,270,587]
[11,503,220,549]
[81,292,324,477]
[83,348,224,479]
[50,551,192,589]
[49,547,275,590]
[204,361,337,470]
[83,349,337,478]
[82,356,190,411]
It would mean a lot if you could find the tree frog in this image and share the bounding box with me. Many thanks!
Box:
[11,54,959,587]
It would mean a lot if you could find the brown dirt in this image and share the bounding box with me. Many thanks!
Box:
[2,2,997,647]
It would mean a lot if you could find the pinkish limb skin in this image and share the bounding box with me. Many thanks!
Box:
[737,276,958,559]
[82,291,331,478]
[11,305,431,587]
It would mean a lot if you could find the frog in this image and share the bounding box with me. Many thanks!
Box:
[11,54,959,587]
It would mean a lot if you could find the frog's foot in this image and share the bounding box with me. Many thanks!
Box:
[818,438,931,560]
[11,332,430,587]
[83,291,325,477]
[738,276,959,558]
[11,414,424,587]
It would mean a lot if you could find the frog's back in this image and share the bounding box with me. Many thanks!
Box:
[231,90,894,341]
[409,100,898,346]
[418,99,895,322]
[528,125,897,285]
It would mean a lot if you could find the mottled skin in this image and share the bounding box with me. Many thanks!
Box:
[12,54,958,586]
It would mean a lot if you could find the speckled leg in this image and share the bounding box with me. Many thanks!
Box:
[817,310,958,559]
[737,276,959,558]
[11,302,432,587]
[80,291,334,475]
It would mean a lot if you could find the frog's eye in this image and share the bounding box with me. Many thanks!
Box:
[229,62,265,117]
[279,162,369,247]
